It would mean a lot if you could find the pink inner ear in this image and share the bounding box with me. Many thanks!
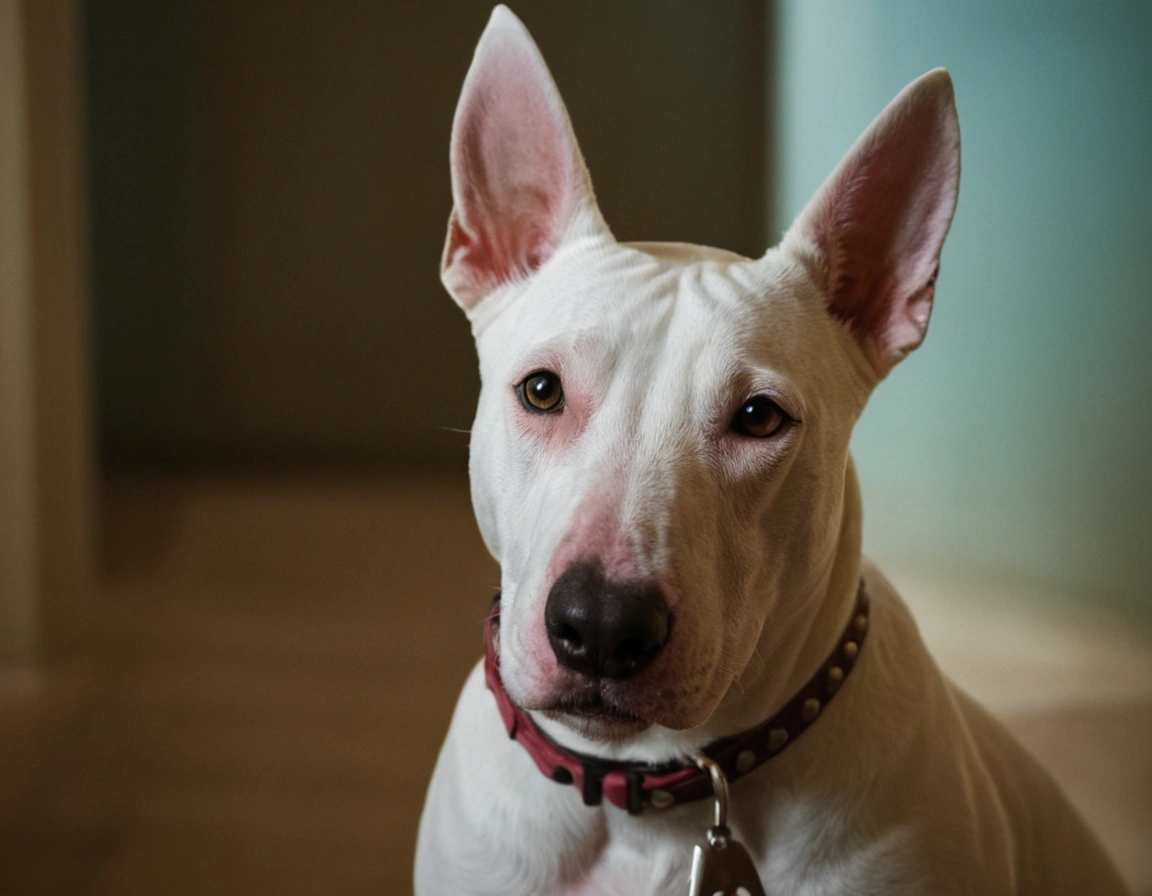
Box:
[443,12,585,310]
[803,71,960,376]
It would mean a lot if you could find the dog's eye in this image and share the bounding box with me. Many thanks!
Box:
[519,371,564,413]
[733,396,789,438]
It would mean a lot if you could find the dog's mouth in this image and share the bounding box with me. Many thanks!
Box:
[540,688,652,739]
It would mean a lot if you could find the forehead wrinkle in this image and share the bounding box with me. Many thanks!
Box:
[503,254,777,440]
[612,279,741,458]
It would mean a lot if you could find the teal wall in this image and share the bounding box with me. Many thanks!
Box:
[774,1,1152,611]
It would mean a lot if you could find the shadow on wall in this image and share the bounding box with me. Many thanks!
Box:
[85,0,768,470]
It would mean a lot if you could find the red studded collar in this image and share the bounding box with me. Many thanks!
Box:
[483,579,870,814]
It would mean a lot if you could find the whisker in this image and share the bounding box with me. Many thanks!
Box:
[475,585,503,627]
[748,645,767,678]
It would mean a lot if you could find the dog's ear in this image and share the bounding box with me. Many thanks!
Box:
[442,6,605,312]
[783,69,960,378]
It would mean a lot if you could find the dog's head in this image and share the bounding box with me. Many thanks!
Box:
[443,7,959,755]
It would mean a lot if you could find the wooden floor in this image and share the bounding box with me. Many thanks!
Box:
[0,473,496,895]
[0,473,1148,894]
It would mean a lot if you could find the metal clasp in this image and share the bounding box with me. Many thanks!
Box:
[687,754,767,896]
[694,754,729,833]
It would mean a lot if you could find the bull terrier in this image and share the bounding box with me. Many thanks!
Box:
[415,7,1129,895]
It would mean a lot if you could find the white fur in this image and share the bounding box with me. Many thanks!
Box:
[415,7,1129,894]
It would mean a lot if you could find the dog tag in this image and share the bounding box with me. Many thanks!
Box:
[688,756,768,896]
[688,825,768,896]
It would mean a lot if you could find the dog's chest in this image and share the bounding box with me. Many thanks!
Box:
[540,798,781,896]
[536,813,908,896]
[551,824,693,896]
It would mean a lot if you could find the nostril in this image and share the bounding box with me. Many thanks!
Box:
[605,605,671,676]
[556,624,582,646]
[614,634,661,664]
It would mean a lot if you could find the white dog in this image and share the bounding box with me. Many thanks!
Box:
[415,7,1129,894]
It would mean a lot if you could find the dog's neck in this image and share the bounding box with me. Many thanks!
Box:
[718,456,866,734]
[533,457,866,765]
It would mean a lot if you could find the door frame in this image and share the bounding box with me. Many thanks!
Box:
[0,0,93,667]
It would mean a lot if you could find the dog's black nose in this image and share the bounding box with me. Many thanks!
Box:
[545,561,671,680]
